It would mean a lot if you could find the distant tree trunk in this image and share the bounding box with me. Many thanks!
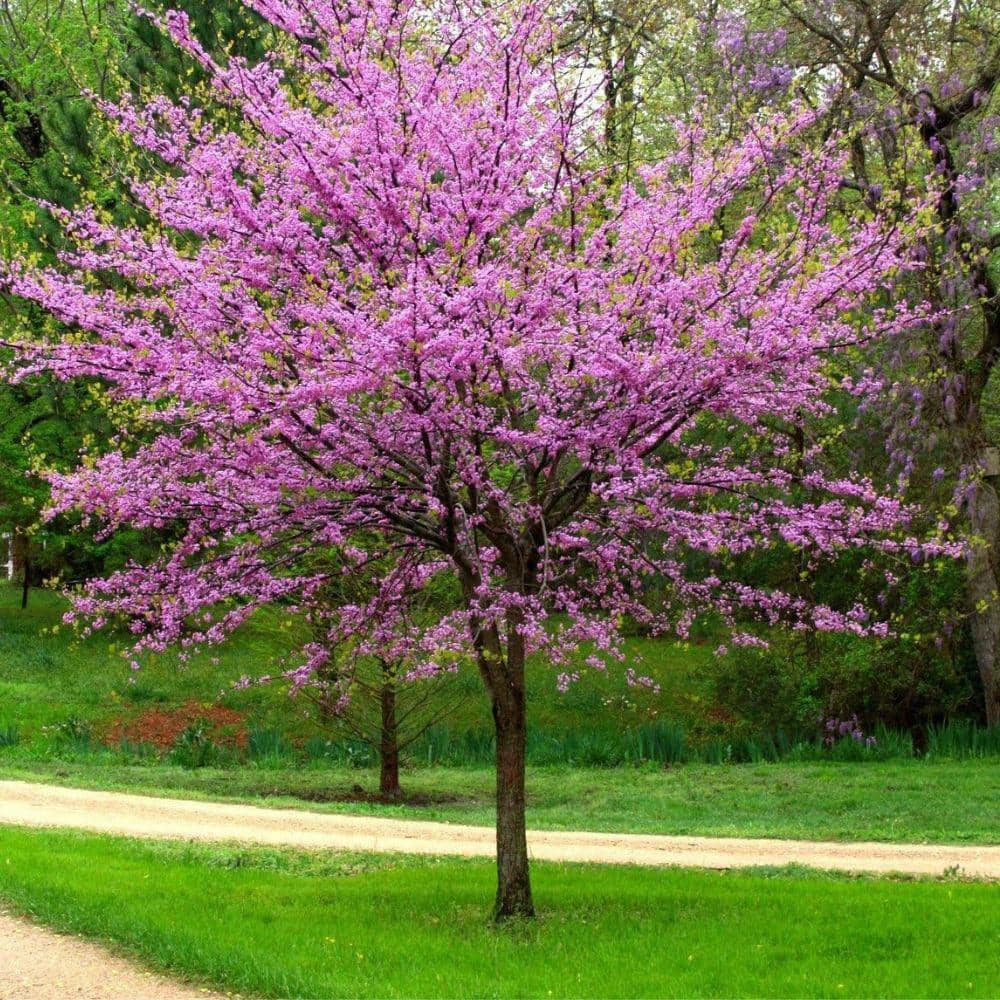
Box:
[379,664,402,800]
[13,531,30,610]
[966,470,1000,725]
[490,637,533,921]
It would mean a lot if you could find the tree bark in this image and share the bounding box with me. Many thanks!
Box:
[378,668,402,800]
[966,475,1000,724]
[492,675,534,921]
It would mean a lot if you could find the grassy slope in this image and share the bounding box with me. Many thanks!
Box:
[0,586,307,733]
[0,584,712,739]
[0,828,997,999]
[2,757,997,844]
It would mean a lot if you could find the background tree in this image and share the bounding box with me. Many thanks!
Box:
[568,0,1000,727]
[301,550,465,801]
[752,0,1000,722]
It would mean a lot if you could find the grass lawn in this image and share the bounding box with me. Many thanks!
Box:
[2,757,997,844]
[0,827,996,998]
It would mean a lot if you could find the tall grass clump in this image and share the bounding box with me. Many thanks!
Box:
[51,716,93,753]
[303,735,377,768]
[625,721,686,764]
[926,720,1000,758]
[248,728,294,764]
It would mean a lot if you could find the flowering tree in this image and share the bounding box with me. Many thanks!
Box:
[2,0,953,918]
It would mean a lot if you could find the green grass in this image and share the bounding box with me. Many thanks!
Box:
[2,757,997,844]
[0,827,996,998]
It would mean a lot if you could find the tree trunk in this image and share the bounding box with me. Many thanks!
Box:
[379,669,402,800]
[460,564,536,920]
[492,680,534,921]
[966,475,1000,724]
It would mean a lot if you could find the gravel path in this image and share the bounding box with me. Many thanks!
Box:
[0,909,222,999]
[2,778,998,877]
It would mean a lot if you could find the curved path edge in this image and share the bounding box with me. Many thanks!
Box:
[0,909,225,1000]
[1,779,997,878]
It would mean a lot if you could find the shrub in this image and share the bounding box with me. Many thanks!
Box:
[712,628,977,737]
[710,638,820,734]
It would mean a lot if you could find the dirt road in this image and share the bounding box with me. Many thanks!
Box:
[1,778,997,877]
[0,909,222,1000]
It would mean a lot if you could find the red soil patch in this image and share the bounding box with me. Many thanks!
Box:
[105,701,248,749]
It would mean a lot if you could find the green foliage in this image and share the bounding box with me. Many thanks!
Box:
[0,380,149,589]
[713,619,978,738]
[712,640,819,736]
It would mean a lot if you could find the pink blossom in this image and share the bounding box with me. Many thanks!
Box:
[0,0,956,697]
